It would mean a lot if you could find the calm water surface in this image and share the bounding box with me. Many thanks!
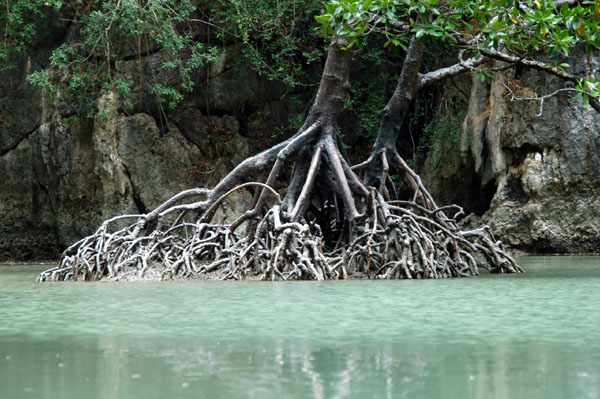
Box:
[1,257,599,398]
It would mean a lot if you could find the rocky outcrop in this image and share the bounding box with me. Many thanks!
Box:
[3,24,600,259]
[0,42,303,261]
[455,53,600,253]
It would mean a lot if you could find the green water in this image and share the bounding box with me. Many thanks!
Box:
[1,257,599,399]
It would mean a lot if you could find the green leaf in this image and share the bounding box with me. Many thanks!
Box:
[315,15,330,25]
[582,93,589,107]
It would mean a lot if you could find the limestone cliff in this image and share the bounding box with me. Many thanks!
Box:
[425,51,600,253]
[2,33,600,259]
[0,39,301,260]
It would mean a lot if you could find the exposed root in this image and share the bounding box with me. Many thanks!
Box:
[36,41,523,282]
[38,204,331,282]
[36,34,523,283]
[37,178,522,282]
[37,133,524,282]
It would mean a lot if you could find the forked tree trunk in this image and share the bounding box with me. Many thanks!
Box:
[37,36,523,282]
[356,37,425,192]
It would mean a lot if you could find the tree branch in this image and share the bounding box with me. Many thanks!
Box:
[418,51,485,88]
[484,48,577,82]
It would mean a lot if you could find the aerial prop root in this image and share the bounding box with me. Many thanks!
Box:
[343,197,524,279]
[36,181,523,281]
[37,131,522,281]
[37,188,522,281]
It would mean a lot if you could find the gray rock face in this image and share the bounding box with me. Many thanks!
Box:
[457,52,600,253]
[117,111,202,210]
[115,45,286,115]
[0,44,300,261]
[3,28,600,259]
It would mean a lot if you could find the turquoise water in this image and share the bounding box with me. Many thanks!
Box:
[1,257,599,398]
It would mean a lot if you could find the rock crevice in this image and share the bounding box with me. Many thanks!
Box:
[456,50,600,253]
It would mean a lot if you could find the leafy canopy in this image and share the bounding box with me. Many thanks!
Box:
[5,1,600,115]
[317,0,600,54]
[316,0,600,102]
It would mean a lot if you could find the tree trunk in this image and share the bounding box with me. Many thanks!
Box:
[361,37,424,189]
[38,36,523,282]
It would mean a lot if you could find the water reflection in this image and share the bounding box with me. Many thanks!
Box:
[1,257,600,398]
[2,335,599,399]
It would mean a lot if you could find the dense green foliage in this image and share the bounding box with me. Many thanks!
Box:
[317,0,600,101]
[1,0,60,71]
[16,0,221,115]
[2,0,330,117]
[317,0,600,52]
